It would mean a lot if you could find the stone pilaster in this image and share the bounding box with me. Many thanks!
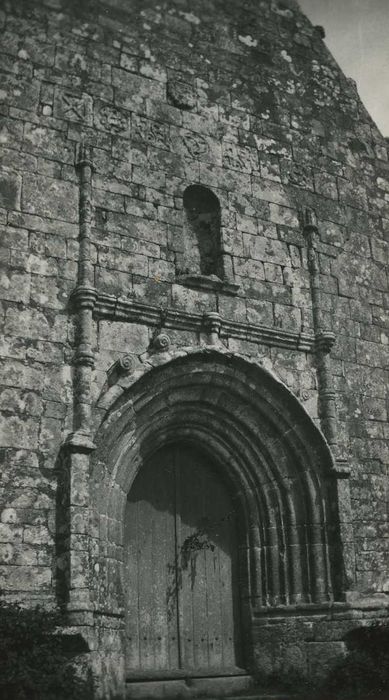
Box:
[61,143,97,618]
[303,208,356,594]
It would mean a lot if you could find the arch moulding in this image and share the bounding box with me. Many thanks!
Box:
[90,346,346,610]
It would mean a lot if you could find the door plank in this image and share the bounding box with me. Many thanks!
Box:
[204,472,223,669]
[124,498,141,669]
[190,461,211,670]
[125,455,178,672]
[178,446,240,671]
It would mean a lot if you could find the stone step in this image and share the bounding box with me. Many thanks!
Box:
[126,690,297,700]
[125,674,298,700]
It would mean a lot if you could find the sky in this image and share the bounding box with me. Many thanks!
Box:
[298,0,389,136]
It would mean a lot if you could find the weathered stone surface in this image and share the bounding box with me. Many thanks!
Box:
[307,641,347,678]
[99,321,149,354]
[0,0,388,696]
[22,174,79,223]
[0,172,22,210]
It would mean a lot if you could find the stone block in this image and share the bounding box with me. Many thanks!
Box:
[0,267,30,303]
[218,295,247,323]
[99,321,149,354]
[0,414,39,449]
[252,178,291,206]
[23,123,74,163]
[0,564,51,590]
[264,262,284,284]
[22,174,79,223]
[30,274,70,309]
[39,417,64,457]
[132,276,170,307]
[0,117,24,150]
[148,257,175,282]
[0,75,40,112]
[249,236,290,265]
[0,388,43,417]
[371,236,388,265]
[4,307,56,342]
[355,338,388,368]
[8,211,79,238]
[234,256,265,280]
[26,339,64,365]
[0,523,23,544]
[0,171,21,210]
[98,247,148,276]
[246,298,274,326]
[307,641,347,679]
[269,203,299,228]
[95,267,134,297]
[314,171,339,200]
[0,225,29,250]
[94,189,125,213]
[171,283,217,313]
[106,212,168,246]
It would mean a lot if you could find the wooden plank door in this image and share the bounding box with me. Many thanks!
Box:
[177,445,242,672]
[124,450,180,672]
[124,444,242,675]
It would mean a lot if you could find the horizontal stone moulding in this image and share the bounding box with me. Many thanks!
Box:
[253,600,349,617]
[95,292,315,353]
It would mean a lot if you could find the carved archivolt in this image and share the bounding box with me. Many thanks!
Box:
[91,348,344,617]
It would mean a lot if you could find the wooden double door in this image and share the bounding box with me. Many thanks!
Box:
[124,444,243,677]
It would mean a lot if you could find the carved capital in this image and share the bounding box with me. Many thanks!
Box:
[315,331,336,355]
[70,286,98,311]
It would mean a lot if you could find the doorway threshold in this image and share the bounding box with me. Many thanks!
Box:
[126,670,253,699]
[126,667,248,681]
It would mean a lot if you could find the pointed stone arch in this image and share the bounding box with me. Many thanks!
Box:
[90,347,345,634]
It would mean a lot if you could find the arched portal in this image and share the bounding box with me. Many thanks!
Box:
[91,349,344,686]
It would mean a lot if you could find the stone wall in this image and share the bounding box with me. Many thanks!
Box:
[0,0,388,694]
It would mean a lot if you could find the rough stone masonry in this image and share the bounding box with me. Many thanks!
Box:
[0,0,388,697]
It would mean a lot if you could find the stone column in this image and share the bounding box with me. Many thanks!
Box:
[303,208,356,594]
[61,143,97,622]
